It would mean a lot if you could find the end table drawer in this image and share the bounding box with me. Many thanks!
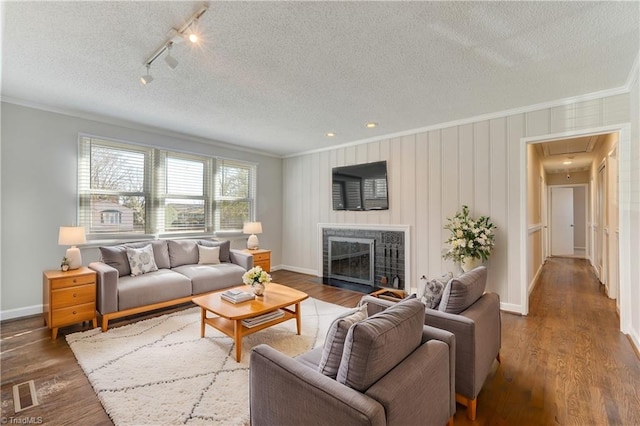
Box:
[51,274,95,289]
[52,284,96,308]
[51,302,95,327]
[253,252,270,262]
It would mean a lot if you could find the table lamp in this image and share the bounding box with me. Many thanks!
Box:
[243,222,262,250]
[58,226,86,269]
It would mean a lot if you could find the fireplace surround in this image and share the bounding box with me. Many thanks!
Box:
[318,224,411,292]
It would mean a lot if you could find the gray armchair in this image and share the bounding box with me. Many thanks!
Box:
[250,298,456,426]
[362,266,501,421]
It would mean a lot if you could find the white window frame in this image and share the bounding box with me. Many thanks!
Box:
[78,136,257,240]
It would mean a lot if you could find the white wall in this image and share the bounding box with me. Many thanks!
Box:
[627,64,640,351]
[282,93,631,314]
[0,102,283,319]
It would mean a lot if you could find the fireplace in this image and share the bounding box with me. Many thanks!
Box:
[328,237,375,286]
[319,224,410,292]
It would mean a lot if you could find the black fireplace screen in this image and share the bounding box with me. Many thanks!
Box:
[328,237,375,286]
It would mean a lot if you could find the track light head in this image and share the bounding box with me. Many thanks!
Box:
[140,64,154,85]
[164,42,179,69]
[187,19,200,43]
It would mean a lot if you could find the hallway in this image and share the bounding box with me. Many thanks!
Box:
[476,257,640,425]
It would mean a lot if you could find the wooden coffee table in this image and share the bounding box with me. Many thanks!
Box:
[192,283,309,362]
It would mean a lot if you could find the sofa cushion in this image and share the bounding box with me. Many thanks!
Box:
[317,303,368,378]
[126,244,159,277]
[198,245,220,265]
[198,239,231,263]
[99,246,130,277]
[126,240,170,270]
[172,263,246,294]
[438,266,487,314]
[167,240,199,267]
[337,298,425,392]
[117,269,192,311]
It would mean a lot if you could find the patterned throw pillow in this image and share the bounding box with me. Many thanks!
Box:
[317,303,368,379]
[126,244,159,277]
[420,272,453,309]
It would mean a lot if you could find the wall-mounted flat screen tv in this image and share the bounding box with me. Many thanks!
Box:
[332,161,388,211]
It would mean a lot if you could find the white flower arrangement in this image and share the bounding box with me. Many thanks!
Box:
[242,266,272,286]
[443,205,495,263]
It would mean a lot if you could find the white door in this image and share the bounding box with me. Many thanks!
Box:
[551,187,574,256]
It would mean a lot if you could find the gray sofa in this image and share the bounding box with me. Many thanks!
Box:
[362,266,501,421]
[250,298,456,426]
[89,239,253,331]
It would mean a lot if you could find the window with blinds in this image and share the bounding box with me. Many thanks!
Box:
[78,136,256,238]
[214,159,256,231]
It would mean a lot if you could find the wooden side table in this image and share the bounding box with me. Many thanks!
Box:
[43,267,97,339]
[244,248,271,272]
[370,288,407,302]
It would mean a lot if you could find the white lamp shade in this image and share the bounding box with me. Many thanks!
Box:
[59,227,86,270]
[58,226,86,245]
[243,222,262,235]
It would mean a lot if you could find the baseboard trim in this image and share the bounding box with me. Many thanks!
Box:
[500,302,525,315]
[628,330,640,361]
[277,265,318,276]
[528,264,543,295]
[0,304,43,322]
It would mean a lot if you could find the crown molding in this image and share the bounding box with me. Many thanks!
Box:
[285,85,631,159]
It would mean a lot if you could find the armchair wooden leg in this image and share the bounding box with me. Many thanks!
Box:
[447,416,454,426]
[455,393,478,421]
[467,398,477,420]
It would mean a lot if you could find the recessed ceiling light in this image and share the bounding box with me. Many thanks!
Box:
[365,122,378,128]
[326,132,336,137]
[563,161,573,165]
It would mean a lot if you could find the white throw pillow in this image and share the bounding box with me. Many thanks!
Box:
[126,244,159,277]
[198,245,221,265]
[317,303,368,379]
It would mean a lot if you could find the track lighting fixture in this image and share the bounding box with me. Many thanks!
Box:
[140,4,208,84]
[164,42,179,70]
[140,64,154,85]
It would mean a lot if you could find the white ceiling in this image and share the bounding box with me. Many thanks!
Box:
[2,1,638,157]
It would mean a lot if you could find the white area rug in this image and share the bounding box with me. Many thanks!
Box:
[67,298,349,425]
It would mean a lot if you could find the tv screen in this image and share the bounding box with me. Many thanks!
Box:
[332,161,388,211]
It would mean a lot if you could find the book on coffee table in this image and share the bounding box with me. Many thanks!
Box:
[241,309,285,328]
[221,289,255,304]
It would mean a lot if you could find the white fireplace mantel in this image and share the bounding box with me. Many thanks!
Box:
[317,223,411,292]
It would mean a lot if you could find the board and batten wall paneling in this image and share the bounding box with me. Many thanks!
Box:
[282,92,632,313]
[488,118,509,298]
[474,121,491,217]
[427,130,443,277]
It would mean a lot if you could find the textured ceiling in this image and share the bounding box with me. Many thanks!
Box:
[2,1,638,157]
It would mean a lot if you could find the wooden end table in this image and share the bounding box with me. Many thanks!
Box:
[192,283,308,362]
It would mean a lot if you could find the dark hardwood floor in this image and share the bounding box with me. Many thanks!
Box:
[1,258,639,425]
